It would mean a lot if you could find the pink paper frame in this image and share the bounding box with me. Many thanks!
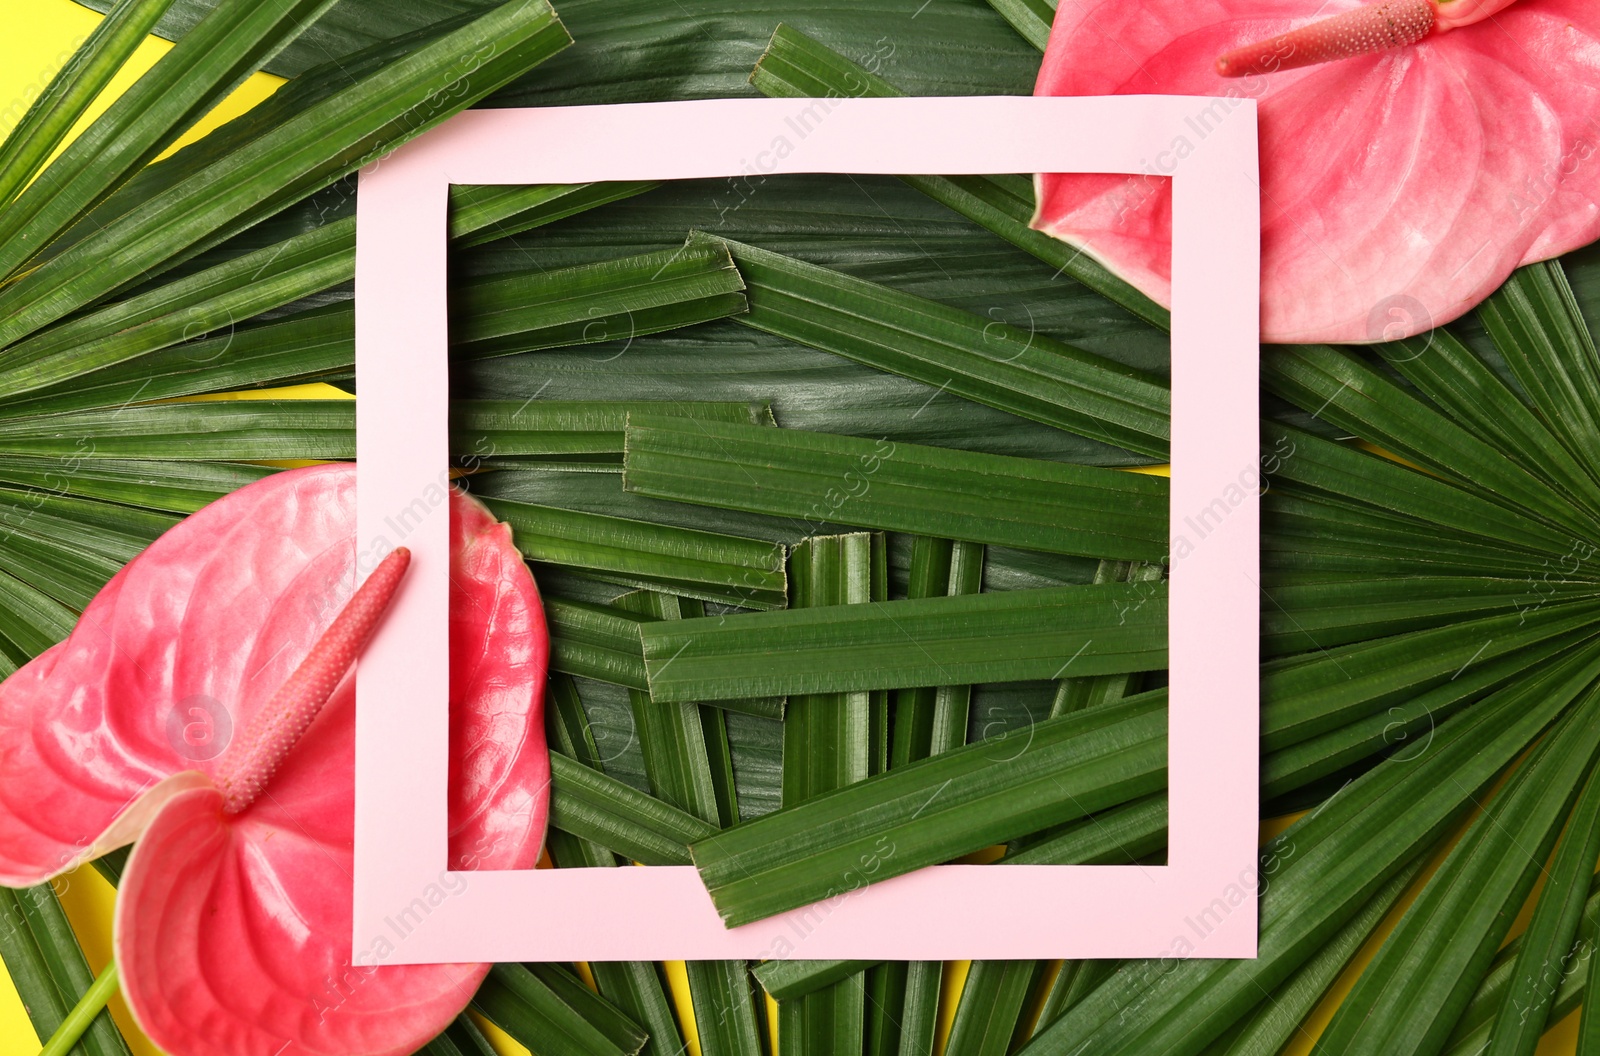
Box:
[353,96,1260,963]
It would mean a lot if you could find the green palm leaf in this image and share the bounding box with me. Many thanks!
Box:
[0,0,573,354]
[0,0,343,285]
[695,232,1169,457]
[0,0,175,208]
[21,1,1600,1053]
[0,885,130,1056]
[472,962,647,1056]
[746,23,1165,329]
[0,188,676,405]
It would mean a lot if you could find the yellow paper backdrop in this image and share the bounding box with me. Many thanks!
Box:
[0,2,1585,1054]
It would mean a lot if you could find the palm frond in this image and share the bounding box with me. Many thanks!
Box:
[11,1,1600,1054]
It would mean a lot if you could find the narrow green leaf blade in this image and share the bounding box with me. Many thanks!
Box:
[487,496,788,610]
[623,415,1168,561]
[0,0,176,207]
[547,751,717,866]
[1479,260,1600,477]
[1261,574,1597,657]
[1205,859,1425,1056]
[693,693,1166,926]
[691,232,1170,457]
[1019,645,1600,1056]
[613,590,734,826]
[0,184,664,410]
[0,0,573,352]
[754,960,873,1002]
[0,218,356,399]
[943,960,1044,1056]
[1373,326,1600,519]
[1259,598,1600,751]
[1315,689,1600,1056]
[687,960,769,1056]
[747,24,1164,329]
[0,458,271,513]
[1263,420,1577,557]
[1482,756,1600,1056]
[642,581,1167,702]
[472,963,645,1056]
[525,963,651,1056]
[1264,344,1600,540]
[0,0,341,284]
[458,399,771,463]
[7,883,132,1056]
[1445,867,1600,1055]
[451,181,660,247]
[541,673,690,1056]
[775,533,879,1056]
[454,242,747,360]
[981,0,1055,51]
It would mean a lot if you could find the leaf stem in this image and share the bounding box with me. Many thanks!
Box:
[39,959,118,1056]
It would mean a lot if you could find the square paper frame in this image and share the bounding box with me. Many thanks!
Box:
[353,96,1260,963]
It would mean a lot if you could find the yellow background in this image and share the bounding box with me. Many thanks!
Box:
[0,2,1586,1053]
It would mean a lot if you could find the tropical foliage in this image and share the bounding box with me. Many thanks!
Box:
[6,0,1600,1054]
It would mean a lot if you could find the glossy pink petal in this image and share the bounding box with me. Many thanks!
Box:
[115,753,483,1055]
[0,463,548,1056]
[1032,0,1600,342]
[0,466,364,885]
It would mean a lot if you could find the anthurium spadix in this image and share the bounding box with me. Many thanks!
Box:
[1031,0,1600,343]
[0,464,550,1056]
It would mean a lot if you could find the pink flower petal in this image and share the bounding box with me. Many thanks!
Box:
[116,785,487,1056]
[1032,0,1600,342]
[446,493,550,873]
[0,464,547,1055]
[0,466,548,885]
[0,467,362,884]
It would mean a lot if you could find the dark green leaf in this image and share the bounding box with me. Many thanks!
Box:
[454,242,747,360]
[943,960,1045,1056]
[548,600,825,736]
[483,494,788,610]
[642,581,1167,702]
[1314,688,1600,1056]
[1373,325,1600,520]
[754,960,872,1002]
[0,884,131,1056]
[459,398,771,465]
[0,0,342,285]
[775,533,879,1056]
[1204,858,1426,1056]
[1261,574,1597,657]
[1481,755,1600,1056]
[1263,420,1576,557]
[746,24,1164,330]
[1264,344,1600,540]
[0,183,664,413]
[0,458,271,514]
[623,414,1168,561]
[547,751,717,866]
[686,960,769,1056]
[981,0,1054,51]
[0,0,176,207]
[695,232,1169,458]
[1479,260,1600,477]
[693,692,1165,926]
[457,176,1165,469]
[472,963,646,1056]
[525,963,652,1056]
[1019,645,1600,1056]
[0,0,573,353]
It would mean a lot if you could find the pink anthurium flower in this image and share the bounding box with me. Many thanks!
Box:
[0,464,549,1056]
[1032,0,1600,343]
